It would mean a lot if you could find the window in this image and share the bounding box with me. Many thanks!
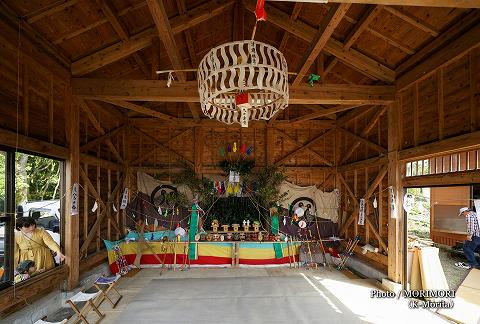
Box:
[0,150,63,289]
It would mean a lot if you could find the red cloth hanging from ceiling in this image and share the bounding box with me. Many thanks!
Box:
[255,0,267,21]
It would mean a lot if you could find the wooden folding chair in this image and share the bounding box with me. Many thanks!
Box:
[66,291,104,324]
[93,274,122,308]
[34,320,67,324]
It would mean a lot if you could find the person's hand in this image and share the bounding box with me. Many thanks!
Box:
[467,235,472,241]
[58,252,66,262]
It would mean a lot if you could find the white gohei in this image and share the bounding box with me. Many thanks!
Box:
[197,40,289,128]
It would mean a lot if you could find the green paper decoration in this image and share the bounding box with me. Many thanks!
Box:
[307,73,321,87]
[188,204,198,260]
[219,147,225,157]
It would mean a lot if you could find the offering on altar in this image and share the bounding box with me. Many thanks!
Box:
[240,233,246,241]
[253,221,260,232]
[212,219,219,232]
[212,233,220,241]
[222,224,229,232]
[232,224,240,232]
[226,233,233,240]
[243,224,250,232]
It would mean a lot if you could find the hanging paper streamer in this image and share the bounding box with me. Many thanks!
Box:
[227,144,231,152]
[240,143,246,154]
[71,183,79,216]
[358,198,365,226]
[255,0,267,21]
[167,71,174,88]
[334,188,340,209]
[219,147,225,157]
[113,204,117,212]
[403,193,415,214]
[120,188,129,210]
[390,187,397,217]
[154,218,158,231]
[158,206,162,215]
[91,201,98,213]
[283,216,286,226]
[221,181,226,194]
[246,146,253,155]
[373,197,378,209]
[307,73,321,87]
[145,217,149,226]
[233,142,237,152]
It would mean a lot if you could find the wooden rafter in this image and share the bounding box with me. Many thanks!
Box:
[302,105,337,120]
[130,128,193,166]
[289,104,363,123]
[366,28,415,54]
[71,0,234,76]
[293,3,351,85]
[396,10,480,78]
[101,99,177,122]
[78,99,124,164]
[147,0,200,120]
[339,106,387,164]
[383,7,439,37]
[275,129,335,166]
[336,127,387,154]
[278,3,303,53]
[131,126,194,167]
[397,22,480,90]
[81,124,127,151]
[176,0,197,68]
[336,105,372,126]
[269,0,480,8]
[97,0,149,78]
[243,0,395,82]
[344,5,383,49]
[274,128,334,166]
[72,78,396,104]
[25,0,78,23]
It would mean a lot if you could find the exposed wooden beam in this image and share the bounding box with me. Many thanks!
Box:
[275,129,335,166]
[403,170,480,187]
[244,0,395,82]
[131,126,194,167]
[176,0,197,68]
[147,0,200,120]
[292,3,351,85]
[26,0,78,23]
[396,23,480,91]
[289,104,363,123]
[366,27,415,54]
[399,130,480,162]
[101,100,178,122]
[278,3,303,53]
[72,78,396,104]
[78,99,124,164]
[338,155,388,172]
[336,105,372,126]
[396,10,480,78]
[80,153,122,171]
[383,7,439,37]
[268,0,480,8]
[71,0,234,76]
[344,5,383,49]
[81,124,127,151]
[336,127,387,154]
[274,128,334,166]
[339,106,386,164]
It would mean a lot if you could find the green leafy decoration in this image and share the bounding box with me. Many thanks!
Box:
[254,165,288,208]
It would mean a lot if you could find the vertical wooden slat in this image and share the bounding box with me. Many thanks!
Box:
[354,169,358,237]
[365,167,369,243]
[116,171,120,240]
[96,164,101,252]
[48,75,54,143]
[83,163,88,252]
[438,69,444,140]
[378,180,383,238]
[470,52,477,132]
[23,65,29,136]
[413,83,419,146]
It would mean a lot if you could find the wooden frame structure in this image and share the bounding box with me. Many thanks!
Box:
[0,0,479,314]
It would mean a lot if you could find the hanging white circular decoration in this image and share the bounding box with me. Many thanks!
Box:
[174,226,186,237]
[197,40,289,128]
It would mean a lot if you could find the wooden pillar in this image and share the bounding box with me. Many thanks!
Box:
[65,84,80,290]
[387,100,404,283]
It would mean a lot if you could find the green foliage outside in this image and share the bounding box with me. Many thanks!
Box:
[406,187,430,239]
[0,152,60,210]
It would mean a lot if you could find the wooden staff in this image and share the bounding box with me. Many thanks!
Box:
[305,230,315,269]
[286,236,292,268]
[290,236,297,268]
[314,217,331,270]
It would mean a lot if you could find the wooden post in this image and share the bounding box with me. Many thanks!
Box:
[387,100,404,284]
[65,85,80,290]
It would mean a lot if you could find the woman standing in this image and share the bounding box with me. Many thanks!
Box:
[14,217,65,273]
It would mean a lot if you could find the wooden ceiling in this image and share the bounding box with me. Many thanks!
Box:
[2,0,479,121]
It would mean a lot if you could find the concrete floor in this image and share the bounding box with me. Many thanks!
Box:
[89,267,448,324]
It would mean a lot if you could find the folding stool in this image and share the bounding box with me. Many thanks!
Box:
[65,291,104,324]
[93,274,122,308]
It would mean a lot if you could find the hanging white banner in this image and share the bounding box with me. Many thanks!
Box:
[120,188,129,210]
[240,106,249,127]
[358,198,365,225]
[71,183,79,216]
[390,187,397,218]
[113,204,117,212]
